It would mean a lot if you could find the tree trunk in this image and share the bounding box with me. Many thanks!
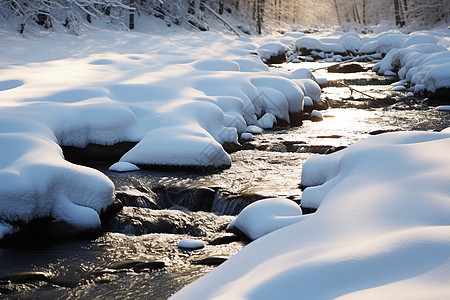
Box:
[362,0,366,24]
[219,0,224,14]
[334,0,341,26]
[394,0,405,26]
[256,0,262,34]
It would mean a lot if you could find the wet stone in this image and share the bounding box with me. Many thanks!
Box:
[0,271,53,284]
[327,63,366,73]
[103,207,233,237]
[209,234,242,245]
[193,256,228,266]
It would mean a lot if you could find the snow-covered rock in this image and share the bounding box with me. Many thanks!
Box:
[108,162,140,172]
[0,132,114,236]
[257,113,277,129]
[424,62,450,93]
[228,198,303,241]
[310,110,323,122]
[240,132,254,140]
[178,238,205,249]
[257,42,288,63]
[295,37,346,54]
[392,85,407,91]
[246,125,263,134]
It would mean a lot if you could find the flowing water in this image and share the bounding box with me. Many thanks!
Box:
[1,61,450,299]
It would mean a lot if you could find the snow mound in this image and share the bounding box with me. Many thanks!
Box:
[192,59,240,71]
[228,198,303,241]
[0,132,114,234]
[295,37,346,54]
[246,125,263,134]
[392,85,406,91]
[257,113,277,129]
[173,130,450,299]
[257,43,288,62]
[289,68,315,80]
[178,238,205,249]
[424,62,450,93]
[293,78,321,102]
[436,105,450,111]
[310,110,323,122]
[109,162,140,172]
[240,132,253,140]
[373,31,450,94]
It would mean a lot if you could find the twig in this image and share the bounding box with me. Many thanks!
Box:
[339,82,387,105]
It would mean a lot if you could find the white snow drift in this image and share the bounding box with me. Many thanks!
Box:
[172,129,450,299]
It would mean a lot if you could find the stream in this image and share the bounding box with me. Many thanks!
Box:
[1,61,450,299]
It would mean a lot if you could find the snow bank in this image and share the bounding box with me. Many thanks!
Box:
[0,29,318,237]
[172,130,450,299]
[257,42,288,62]
[0,131,114,233]
[371,30,450,94]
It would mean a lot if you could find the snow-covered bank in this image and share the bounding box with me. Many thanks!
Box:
[172,129,450,299]
[271,28,450,97]
[0,29,319,238]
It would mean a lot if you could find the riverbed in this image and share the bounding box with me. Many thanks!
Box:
[1,61,449,299]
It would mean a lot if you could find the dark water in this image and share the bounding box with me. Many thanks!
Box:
[1,62,449,299]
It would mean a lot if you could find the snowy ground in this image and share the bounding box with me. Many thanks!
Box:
[173,129,450,299]
[1,16,450,299]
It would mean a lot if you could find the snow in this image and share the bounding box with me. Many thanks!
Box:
[424,62,450,93]
[340,35,363,53]
[172,130,450,299]
[257,43,288,62]
[303,96,314,107]
[372,31,450,94]
[294,37,346,53]
[108,162,140,172]
[436,106,450,111]
[178,238,205,249]
[257,113,277,129]
[384,70,397,77]
[0,27,329,234]
[391,85,407,91]
[246,125,264,134]
[240,132,254,140]
[228,197,303,241]
[0,222,16,239]
[0,131,114,231]
[310,110,323,121]
[293,78,321,102]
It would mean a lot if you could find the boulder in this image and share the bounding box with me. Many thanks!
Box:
[327,63,365,73]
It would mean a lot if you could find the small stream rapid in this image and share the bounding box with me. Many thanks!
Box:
[1,61,449,299]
